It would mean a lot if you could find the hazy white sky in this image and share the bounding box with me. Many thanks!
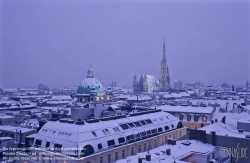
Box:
[0,0,250,88]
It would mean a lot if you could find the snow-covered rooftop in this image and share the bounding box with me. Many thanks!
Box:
[116,140,217,163]
[156,105,215,114]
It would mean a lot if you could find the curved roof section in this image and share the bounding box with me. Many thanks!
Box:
[77,78,104,95]
[34,111,180,157]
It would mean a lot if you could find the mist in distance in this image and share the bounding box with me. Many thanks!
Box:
[0,0,249,88]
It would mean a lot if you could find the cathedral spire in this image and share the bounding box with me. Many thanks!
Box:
[159,36,170,91]
[163,36,166,60]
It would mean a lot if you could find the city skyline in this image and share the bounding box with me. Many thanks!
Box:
[1,0,249,88]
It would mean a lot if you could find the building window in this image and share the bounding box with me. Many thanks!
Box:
[115,152,118,160]
[118,137,125,144]
[92,131,97,137]
[144,143,146,151]
[154,140,157,147]
[187,114,191,121]
[131,147,134,155]
[212,152,215,159]
[107,140,115,147]
[164,126,169,130]
[148,142,151,149]
[100,157,103,163]
[45,142,50,148]
[203,115,207,122]
[140,132,146,137]
[54,143,62,152]
[173,134,175,139]
[169,135,171,139]
[122,150,125,158]
[108,154,111,163]
[120,124,129,130]
[179,132,182,137]
[98,143,102,150]
[138,145,141,152]
[128,123,135,128]
[179,114,184,120]
[158,127,163,132]
[102,130,107,135]
[165,137,167,144]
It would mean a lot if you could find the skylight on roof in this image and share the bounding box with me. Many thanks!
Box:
[92,131,97,137]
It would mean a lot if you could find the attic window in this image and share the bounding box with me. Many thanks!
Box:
[35,139,42,147]
[46,142,50,148]
[118,137,125,144]
[116,127,120,132]
[120,124,129,130]
[102,130,107,135]
[128,123,135,128]
[171,124,174,128]
[98,143,102,150]
[140,131,146,137]
[105,129,110,134]
[107,140,115,147]
[54,143,62,152]
[164,126,169,130]
[139,121,146,126]
[134,122,142,127]
[158,127,163,132]
[92,131,97,137]
[145,119,153,124]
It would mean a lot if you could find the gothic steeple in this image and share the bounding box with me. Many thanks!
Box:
[163,36,166,60]
[159,36,170,91]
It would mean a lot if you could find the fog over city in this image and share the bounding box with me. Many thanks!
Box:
[1,0,250,88]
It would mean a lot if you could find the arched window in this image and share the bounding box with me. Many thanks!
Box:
[177,122,183,129]
[81,145,94,157]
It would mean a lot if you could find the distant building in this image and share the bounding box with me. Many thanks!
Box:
[110,81,117,90]
[221,82,231,89]
[76,67,104,102]
[174,80,182,90]
[185,82,203,90]
[38,83,48,90]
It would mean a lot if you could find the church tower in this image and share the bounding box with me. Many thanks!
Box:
[133,74,138,93]
[143,73,148,92]
[159,37,170,91]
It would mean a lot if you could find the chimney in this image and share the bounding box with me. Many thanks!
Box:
[146,154,151,161]
[222,116,226,124]
[166,148,171,155]
[211,131,216,146]
[138,158,143,163]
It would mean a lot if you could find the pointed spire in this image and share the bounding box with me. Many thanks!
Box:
[163,36,166,59]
